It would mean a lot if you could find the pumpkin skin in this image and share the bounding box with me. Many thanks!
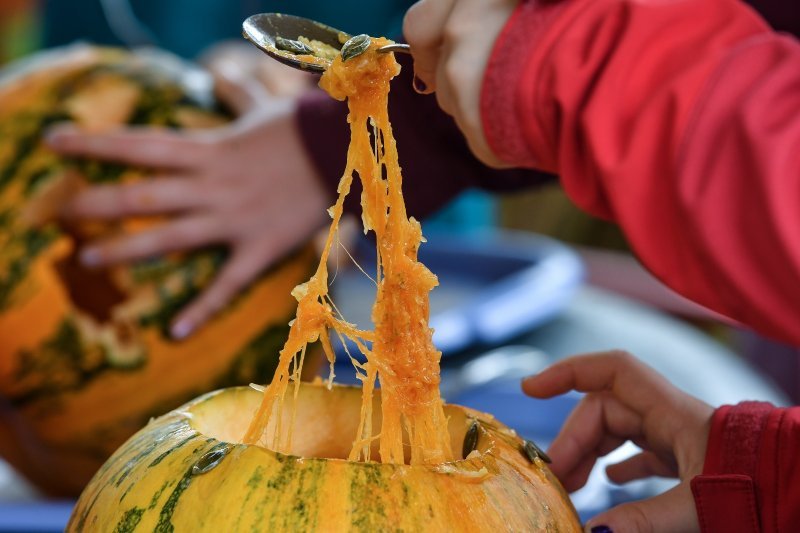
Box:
[68,383,582,532]
[0,46,317,496]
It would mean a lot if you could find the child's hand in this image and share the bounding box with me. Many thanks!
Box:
[522,351,713,533]
[403,0,516,168]
[46,63,330,340]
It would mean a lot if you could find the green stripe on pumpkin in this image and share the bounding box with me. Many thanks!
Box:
[349,462,389,532]
[148,481,172,510]
[112,421,188,488]
[148,434,196,469]
[113,507,144,533]
[154,441,229,533]
[0,226,58,311]
[280,458,325,531]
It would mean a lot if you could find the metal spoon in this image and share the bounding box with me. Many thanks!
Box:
[242,13,410,74]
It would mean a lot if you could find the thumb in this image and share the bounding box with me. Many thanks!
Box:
[585,483,699,533]
[402,0,456,94]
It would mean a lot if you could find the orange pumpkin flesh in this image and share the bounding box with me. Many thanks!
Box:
[245,37,453,467]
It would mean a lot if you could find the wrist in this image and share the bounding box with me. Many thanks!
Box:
[701,402,775,477]
[673,400,714,481]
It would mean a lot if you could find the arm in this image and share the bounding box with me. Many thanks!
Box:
[405,0,800,344]
[692,403,800,532]
[479,0,800,344]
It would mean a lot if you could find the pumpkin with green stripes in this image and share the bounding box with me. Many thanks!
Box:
[68,383,582,532]
[0,46,318,496]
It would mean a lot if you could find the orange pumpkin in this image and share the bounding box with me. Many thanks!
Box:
[68,383,582,532]
[0,46,317,496]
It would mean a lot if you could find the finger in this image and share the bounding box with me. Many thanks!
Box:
[169,244,275,339]
[522,351,673,414]
[79,216,223,267]
[558,453,598,494]
[606,451,677,485]
[433,40,458,117]
[209,60,271,116]
[586,482,699,533]
[403,0,457,93]
[45,124,207,168]
[547,393,642,481]
[432,0,489,120]
[556,434,625,493]
[61,177,207,220]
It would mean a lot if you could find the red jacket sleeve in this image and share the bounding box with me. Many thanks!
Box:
[480,0,800,345]
[691,402,800,532]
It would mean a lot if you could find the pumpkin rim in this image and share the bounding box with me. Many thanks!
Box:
[180,382,509,468]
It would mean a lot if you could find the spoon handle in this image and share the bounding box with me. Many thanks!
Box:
[377,43,411,55]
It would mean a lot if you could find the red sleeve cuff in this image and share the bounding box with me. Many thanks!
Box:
[691,475,761,533]
[480,0,573,170]
[692,402,781,533]
[702,401,775,476]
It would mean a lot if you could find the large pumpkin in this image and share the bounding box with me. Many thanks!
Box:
[0,46,317,496]
[68,383,582,531]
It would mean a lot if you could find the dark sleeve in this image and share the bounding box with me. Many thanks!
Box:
[743,0,800,35]
[295,53,554,220]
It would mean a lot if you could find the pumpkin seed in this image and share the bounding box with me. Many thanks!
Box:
[192,445,231,475]
[275,37,314,56]
[341,34,371,61]
[462,420,480,458]
[522,439,552,464]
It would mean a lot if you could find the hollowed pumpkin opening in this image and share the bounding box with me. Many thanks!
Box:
[190,384,481,462]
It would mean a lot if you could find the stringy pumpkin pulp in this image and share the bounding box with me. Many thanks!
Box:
[243,38,453,465]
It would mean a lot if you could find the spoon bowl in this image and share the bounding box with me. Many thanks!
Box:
[243,13,410,73]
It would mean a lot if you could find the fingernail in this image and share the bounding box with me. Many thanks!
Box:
[80,248,103,267]
[44,123,75,146]
[171,319,194,340]
[44,131,63,147]
[412,75,427,94]
[590,526,613,533]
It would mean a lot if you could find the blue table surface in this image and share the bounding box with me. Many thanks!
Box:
[0,502,73,532]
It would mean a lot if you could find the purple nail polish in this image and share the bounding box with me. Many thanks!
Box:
[43,132,60,146]
[43,123,74,145]
[171,320,194,340]
[413,75,427,93]
[80,248,102,267]
[590,526,613,533]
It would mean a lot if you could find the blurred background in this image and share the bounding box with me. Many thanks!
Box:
[1,0,798,530]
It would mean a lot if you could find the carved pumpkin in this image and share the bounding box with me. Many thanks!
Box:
[0,46,317,496]
[68,383,582,532]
